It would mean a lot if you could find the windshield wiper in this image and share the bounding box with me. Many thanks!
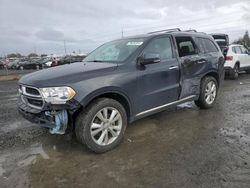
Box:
[86,60,104,62]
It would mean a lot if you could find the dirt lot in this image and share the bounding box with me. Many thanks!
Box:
[0,75,250,188]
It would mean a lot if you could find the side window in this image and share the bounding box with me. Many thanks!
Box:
[232,47,237,53]
[202,38,219,53]
[196,38,205,53]
[235,46,242,54]
[143,37,173,60]
[240,46,248,54]
[175,36,198,57]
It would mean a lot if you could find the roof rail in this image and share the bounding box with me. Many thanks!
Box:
[148,28,181,34]
[184,29,197,32]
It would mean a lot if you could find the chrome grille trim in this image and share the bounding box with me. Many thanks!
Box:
[21,85,42,98]
[19,85,45,109]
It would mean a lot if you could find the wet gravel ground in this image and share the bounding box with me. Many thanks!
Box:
[1,74,250,188]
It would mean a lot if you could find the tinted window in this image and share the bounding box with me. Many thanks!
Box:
[143,37,173,60]
[175,37,197,57]
[232,47,237,53]
[202,38,218,53]
[196,38,206,53]
[196,38,219,53]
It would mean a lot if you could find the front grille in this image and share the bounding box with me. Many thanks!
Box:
[19,85,44,109]
[26,98,43,107]
[26,87,40,96]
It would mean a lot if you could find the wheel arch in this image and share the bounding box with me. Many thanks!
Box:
[235,61,240,68]
[78,88,132,121]
[202,71,220,86]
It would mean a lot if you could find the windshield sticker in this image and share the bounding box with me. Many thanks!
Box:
[126,42,143,46]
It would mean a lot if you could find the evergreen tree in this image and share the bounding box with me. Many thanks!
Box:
[242,31,250,48]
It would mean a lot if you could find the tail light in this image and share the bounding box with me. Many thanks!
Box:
[226,56,233,61]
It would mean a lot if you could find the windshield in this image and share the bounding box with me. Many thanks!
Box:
[83,38,145,63]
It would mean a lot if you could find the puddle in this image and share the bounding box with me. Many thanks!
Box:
[18,155,37,167]
[0,143,49,179]
[29,144,49,159]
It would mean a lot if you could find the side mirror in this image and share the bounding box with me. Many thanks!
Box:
[138,53,161,66]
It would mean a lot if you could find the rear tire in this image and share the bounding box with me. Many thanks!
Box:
[229,64,239,80]
[75,98,127,153]
[195,76,218,109]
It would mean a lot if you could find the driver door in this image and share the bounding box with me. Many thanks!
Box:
[136,36,180,115]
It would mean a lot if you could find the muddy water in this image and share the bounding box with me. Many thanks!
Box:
[1,75,250,188]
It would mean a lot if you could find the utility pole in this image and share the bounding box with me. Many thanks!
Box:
[34,44,37,54]
[121,27,124,38]
[63,40,67,54]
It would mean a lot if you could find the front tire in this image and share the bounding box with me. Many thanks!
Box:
[195,76,218,109]
[75,98,127,153]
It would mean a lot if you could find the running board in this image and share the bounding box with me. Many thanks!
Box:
[135,95,196,118]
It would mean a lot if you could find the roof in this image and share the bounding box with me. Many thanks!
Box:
[122,28,211,40]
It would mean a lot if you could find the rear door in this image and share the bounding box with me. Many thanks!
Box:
[175,36,209,98]
[198,37,224,83]
[240,46,250,67]
[235,46,246,67]
[136,36,180,114]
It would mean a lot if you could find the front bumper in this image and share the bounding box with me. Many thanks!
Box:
[18,96,81,129]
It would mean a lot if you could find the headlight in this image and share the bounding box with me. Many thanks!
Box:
[40,87,76,104]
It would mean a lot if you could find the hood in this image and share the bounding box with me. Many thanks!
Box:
[19,62,118,87]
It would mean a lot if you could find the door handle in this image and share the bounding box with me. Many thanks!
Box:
[197,60,206,64]
[169,66,179,70]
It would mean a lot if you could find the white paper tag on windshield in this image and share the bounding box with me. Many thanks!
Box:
[126,42,143,46]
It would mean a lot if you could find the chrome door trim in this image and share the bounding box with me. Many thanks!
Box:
[136,95,196,117]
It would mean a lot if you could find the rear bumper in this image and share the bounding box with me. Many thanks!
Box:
[224,66,234,75]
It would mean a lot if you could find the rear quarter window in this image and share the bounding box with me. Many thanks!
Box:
[232,47,237,53]
[235,46,243,54]
[197,38,219,53]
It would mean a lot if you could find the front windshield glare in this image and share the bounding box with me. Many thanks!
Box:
[83,38,145,63]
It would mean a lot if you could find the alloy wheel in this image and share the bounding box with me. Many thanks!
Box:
[205,81,217,105]
[90,107,122,146]
[235,66,239,77]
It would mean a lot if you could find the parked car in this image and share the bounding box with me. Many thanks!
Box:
[51,55,86,67]
[224,44,250,79]
[18,28,224,153]
[211,33,229,57]
[15,58,44,70]
[15,60,29,70]
[0,60,5,69]
[41,57,53,68]
[9,59,22,69]
[6,59,19,69]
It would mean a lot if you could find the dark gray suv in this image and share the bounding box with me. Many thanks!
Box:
[18,29,225,153]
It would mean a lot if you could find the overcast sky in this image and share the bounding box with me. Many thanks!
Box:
[0,0,249,56]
